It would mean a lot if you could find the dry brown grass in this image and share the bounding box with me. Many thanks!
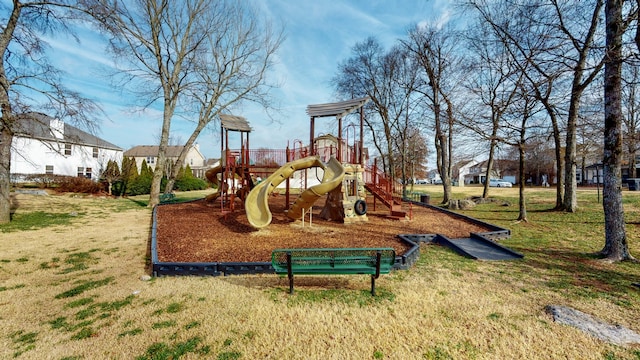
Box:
[1,189,639,359]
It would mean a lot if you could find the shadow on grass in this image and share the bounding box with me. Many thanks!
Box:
[128,198,149,207]
[515,247,640,303]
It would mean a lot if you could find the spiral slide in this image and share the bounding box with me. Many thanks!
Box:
[244,156,345,229]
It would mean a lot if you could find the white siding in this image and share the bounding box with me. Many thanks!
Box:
[11,136,123,180]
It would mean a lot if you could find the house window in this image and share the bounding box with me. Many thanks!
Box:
[147,156,155,164]
[77,167,84,177]
[85,168,92,179]
[93,147,99,158]
[45,165,54,174]
[65,143,72,156]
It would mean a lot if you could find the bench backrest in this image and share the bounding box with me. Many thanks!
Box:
[271,248,396,275]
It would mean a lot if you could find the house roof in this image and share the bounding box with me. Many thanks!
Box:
[306,96,370,118]
[14,112,122,151]
[455,159,476,169]
[124,145,206,161]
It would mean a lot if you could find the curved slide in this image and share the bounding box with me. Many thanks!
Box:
[204,165,223,202]
[245,156,345,229]
[205,165,254,202]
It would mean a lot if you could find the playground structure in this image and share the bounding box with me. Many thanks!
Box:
[205,97,409,229]
[205,115,254,213]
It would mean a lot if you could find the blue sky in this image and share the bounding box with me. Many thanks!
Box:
[45,1,452,160]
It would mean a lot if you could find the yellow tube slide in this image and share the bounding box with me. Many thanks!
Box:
[285,156,345,220]
[244,156,345,229]
[204,165,223,202]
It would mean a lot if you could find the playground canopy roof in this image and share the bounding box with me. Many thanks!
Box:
[306,96,370,119]
[220,114,252,132]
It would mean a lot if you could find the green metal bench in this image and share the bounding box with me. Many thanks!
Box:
[271,248,396,296]
[159,193,176,203]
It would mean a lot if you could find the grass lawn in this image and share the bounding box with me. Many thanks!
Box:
[1,186,639,359]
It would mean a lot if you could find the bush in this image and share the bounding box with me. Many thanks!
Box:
[54,176,105,194]
[127,175,153,196]
[174,177,207,191]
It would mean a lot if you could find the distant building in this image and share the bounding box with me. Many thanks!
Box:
[10,112,123,181]
[453,159,479,186]
[124,144,207,178]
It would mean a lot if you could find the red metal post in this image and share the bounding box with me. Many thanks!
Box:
[359,107,364,166]
[337,116,342,162]
[285,145,290,210]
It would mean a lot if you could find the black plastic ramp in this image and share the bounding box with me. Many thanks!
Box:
[435,233,523,260]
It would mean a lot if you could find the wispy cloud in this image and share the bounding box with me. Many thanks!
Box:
[40,1,451,158]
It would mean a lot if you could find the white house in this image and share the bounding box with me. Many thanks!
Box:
[10,112,123,181]
[454,159,479,187]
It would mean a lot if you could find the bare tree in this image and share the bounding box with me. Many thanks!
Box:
[334,38,414,185]
[95,0,281,207]
[0,1,102,223]
[498,85,544,222]
[162,1,283,192]
[556,0,606,212]
[462,17,522,199]
[466,0,606,212]
[600,0,633,261]
[387,47,423,194]
[403,24,462,204]
[94,0,210,207]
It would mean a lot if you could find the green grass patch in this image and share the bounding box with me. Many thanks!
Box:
[70,327,96,340]
[217,351,242,360]
[0,211,79,232]
[65,297,94,308]
[136,336,209,360]
[184,321,200,330]
[152,320,177,329]
[10,330,37,345]
[48,316,95,333]
[58,251,100,274]
[54,277,114,299]
[9,330,38,357]
[424,345,453,360]
[153,301,183,315]
[119,328,143,337]
[166,302,183,313]
[0,284,26,292]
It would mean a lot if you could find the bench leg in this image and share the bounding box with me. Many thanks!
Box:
[371,251,382,296]
[287,252,294,294]
[371,275,376,296]
[289,274,294,294]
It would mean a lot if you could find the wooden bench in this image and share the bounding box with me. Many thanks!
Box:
[271,248,396,296]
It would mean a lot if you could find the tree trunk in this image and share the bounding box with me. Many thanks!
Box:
[518,142,527,222]
[483,139,496,198]
[563,98,580,212]
[600,0,632,261]
[0,4,21,224]
[0,126,12,224]
[149,108,173,208]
